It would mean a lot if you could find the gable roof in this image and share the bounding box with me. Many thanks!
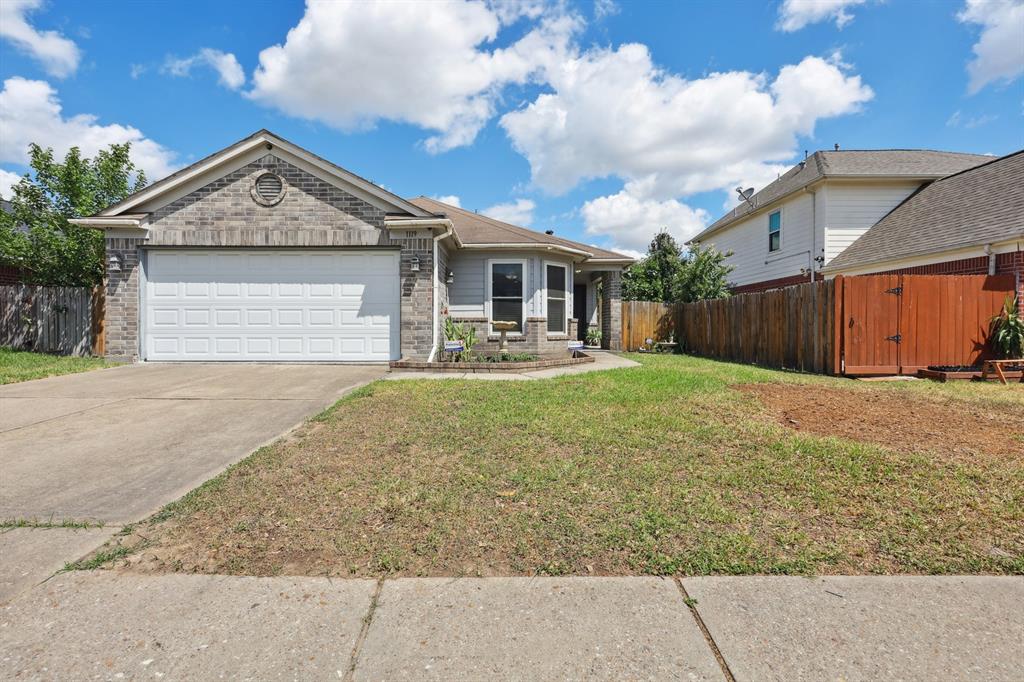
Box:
[409,196,634,263]
[690,149,993,243]
[96,129,433,219]
[822,150,1024,272]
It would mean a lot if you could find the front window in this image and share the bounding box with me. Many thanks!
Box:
[489,261,524,334]
[768,210,781,252]
[545,263,568,335]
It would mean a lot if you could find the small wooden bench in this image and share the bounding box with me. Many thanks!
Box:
[980,359,1024,385]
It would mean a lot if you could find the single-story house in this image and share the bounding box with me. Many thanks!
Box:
[688,149,992,293]
[821,150,1023,303]
[71,130,633,363]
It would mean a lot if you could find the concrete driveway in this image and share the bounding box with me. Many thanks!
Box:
[1,363,383,524]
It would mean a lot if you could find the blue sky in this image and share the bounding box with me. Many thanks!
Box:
[1,0,1022,256]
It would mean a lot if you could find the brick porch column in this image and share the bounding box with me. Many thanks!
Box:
[600,270,622,351]
[104,237,145,361]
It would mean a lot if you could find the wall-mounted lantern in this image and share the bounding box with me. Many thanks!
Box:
[409,256,421,272]
[445,269,455,284]
[108,253,122,272]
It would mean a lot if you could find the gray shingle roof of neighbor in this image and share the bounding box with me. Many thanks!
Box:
[690,149,994,243]
[823,149,1024,272]
[408,196,634,262]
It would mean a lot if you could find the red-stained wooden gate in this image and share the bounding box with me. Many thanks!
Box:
[839,274,1016,375]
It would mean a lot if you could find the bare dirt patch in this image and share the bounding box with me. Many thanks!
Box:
[740,382,1023,460]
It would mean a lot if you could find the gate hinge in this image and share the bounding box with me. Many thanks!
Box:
[885,334,902,344]
[884,286,903,296]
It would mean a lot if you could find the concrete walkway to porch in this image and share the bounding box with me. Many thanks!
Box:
[1,572,1020,680]
[385,349,640,381]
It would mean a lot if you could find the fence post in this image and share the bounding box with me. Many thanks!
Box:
[91,284,106,357]
[831,275,843,375]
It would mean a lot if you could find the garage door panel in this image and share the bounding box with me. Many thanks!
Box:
[145,249,399,362]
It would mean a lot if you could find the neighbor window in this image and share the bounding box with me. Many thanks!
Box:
[545,263,568,335]
[768,210,782,252]
[489,261,525,334]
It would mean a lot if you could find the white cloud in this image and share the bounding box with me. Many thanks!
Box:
[946,109,998,128]
[164,48,245,90]
[594,0,620,20]
[0,0,81,78]
[776,0,868,32]
[581,184,709,253]
[500,47,873,198]
[433,195,462,207]
[0,168,24,199]
[248,0,579,153]
[0,77,179,180]
[482,198,535,225]
[958,0,1024,94]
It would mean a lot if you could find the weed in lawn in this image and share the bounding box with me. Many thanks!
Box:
[115,354,1023,578]
[0,517,102,530]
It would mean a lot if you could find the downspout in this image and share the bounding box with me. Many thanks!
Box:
[426,225,455,363]
[984,243,996,275]
[805,187,817,283]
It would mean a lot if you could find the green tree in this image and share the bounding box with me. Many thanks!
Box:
[622,232,685,302]
[0,143,147,286]
[676,244,734,303]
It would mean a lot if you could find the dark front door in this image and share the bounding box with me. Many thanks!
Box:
[573,284,588,341]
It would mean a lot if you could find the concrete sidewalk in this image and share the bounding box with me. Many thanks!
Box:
[2,573,1020,680]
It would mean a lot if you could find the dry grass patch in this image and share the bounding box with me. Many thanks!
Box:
[101,355,1022,578]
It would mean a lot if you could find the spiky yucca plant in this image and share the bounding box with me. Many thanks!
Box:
[989,296,1024,359]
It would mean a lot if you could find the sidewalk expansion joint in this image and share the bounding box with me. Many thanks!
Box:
[675,577,736,682]
[344,577,384,681]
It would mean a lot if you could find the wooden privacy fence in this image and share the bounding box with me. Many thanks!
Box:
[621,300,674,351]
[0,285,102,356]
[675,279,838,374]
[672,274,1016,376]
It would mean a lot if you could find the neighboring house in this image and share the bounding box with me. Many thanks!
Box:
[688,149,991,293]
[70,130,632,363]
[821,150,1023,302]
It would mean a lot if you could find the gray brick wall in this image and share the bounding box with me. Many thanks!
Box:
[103,237,144,361]
[600,270,622,351]
[447,316,578,357]
[101,154,443,362]
[147,155,389,246]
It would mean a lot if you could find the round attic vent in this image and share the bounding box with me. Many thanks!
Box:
[250,170,286,206]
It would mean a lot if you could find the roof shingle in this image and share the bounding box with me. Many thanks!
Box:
[691,149,992,242]
[823,150,1024,272]
[408,196,633,262]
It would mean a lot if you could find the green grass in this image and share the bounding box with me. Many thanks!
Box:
[105,354,1022,578]
[0,347,109,384]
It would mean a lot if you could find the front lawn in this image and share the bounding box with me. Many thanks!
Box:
[114,354,1022,577]
[0,348,109,385]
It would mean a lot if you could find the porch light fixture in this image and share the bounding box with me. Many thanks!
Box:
[445,268,455,283]
[409,256,420,272]
[108,253,122,272]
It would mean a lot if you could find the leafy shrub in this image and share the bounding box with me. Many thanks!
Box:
[585,327,602,346]
[989,296,1024,359]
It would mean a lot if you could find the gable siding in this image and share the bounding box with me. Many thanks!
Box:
[822,180,923,263]
[701,190,817,287]
[145,154,389,247]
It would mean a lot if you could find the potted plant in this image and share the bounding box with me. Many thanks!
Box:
[989,296,1024,360]
[585,328,602,347]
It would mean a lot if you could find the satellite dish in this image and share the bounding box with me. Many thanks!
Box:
[735,187,756,207]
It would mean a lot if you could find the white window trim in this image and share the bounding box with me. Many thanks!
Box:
[486,258,528,336]
[767,207,783,254]
[543,260,570,337]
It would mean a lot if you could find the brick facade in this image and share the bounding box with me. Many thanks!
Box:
[600,270,622,351]
[448,317,579,357]
[730,272,813,294]
[103,237,144,361]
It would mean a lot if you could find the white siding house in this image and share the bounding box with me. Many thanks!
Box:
[689,150,991,292]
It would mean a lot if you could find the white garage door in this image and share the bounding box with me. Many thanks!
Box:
[143,249,400,362]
